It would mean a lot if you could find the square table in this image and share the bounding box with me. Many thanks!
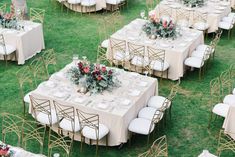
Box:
[30,63,158,146]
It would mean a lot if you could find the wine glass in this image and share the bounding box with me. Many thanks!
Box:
[140,10,145,19]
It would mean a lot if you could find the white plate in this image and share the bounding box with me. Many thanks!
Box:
[184,37,193,42]
[96,103,109,110]
[159,43,170,48]
[121,99,131,106]
[73,97,86,103]
[212,10,222,14]
[139,81,148,87]
[129,90,141,96]
[216,6,226,10]
[53,91,69,99]
[178,43,187,47]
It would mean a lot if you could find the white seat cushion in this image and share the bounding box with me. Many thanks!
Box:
[191,50,205,59]
[0,44,16,55]
[128,118,154,135]
[113,51,129,61]
[106,0,120,5]
[101,39,109,48]
[138,107,163,121]
[219,21,233,30]
[81,0,96,6]
[147,96,170,109]
[68,0,81,4]
[184,57,204,68]
[131,56,149,67]
[222,16,234,24]
[228,13,235,19]
[59,116,80,132]
[193,22,209,31]
[150,60,169,71]
[223,94,235,106]
[233,88,235,95]
[82,124,109,140]
[36,109,58,125]
[24,92,33,104]
[177,19,189,28]
[212,103,230,117]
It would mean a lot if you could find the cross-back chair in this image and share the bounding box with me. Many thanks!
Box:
[16,66,35,116]
[128,42,147,73]
[97,19,109,49]
[96,46,112,66]
[0,3,7,13]
[220,70,233,96]
[217,129,235,156]
[42,49,57,76]
[30,8,45,23]
[76,109,109,156]
[176,9,190,28]
[192,11,208,33]
[22,120,46,154]
[146,0,155,11]
[138,135,168,157]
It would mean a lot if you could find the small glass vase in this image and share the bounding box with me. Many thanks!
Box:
[77,76,88,94]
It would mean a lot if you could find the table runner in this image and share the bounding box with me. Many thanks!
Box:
[30,63,158,146]
[0,21,45,65]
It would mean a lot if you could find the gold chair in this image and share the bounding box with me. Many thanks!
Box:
[48,129,73,157]
[220,70,233,96]
[158,6,172,17]
[22,120,46,154]
[138,135,168,157]
[192,11,208,33]
[30,95,58,127]
[16,66,35,116]
[76,109,109,156]
[128,42,146,73]
[53,101,80,138]
[0,34,17,66]
[105,10,122,32]
[30,8,45,23]
[109,37,127,67]
[1,113,24,147]
[230,63,235,80]
[217,129,235,156]
[96,46,112,66]
[0,3,7,13]
[176,9,190,28]
[147,46,169,79]
[42,49,57,76]
[29,57,49,86]
[97,19,109,49]
[146,0,154,11]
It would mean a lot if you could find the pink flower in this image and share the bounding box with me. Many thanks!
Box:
[101,66,106,72]
[83,67,90,73]
[108,70,113,75]
[97,75,102,81]
[163,20,168,28]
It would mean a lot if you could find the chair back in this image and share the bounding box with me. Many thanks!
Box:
[230,64,235,80]
[147,46,166,72]
[96,46,111,66]
[53,101,77,133]
[76,109,100,139]
[128,42,145,60]
[109,37,127,63]
[22,120,46,154]
[176,9,190,21]
[159,6,172,17]
[0,34,7,55]
[30,8,45,23]
[217,129,235,157]
[210,77,221,103]
[1,113,24,146]
[220,70,233,96]
[0,3,6,13]
[146,0,154,10]
[29,95,53,126]
[42,49,57,76]
[165,83,179,107]
[193,11,207,23]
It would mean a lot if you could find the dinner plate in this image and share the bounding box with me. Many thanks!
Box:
[178,43,187,47]
[129,90,141,96]
[53,91,69,99]
[212,10,222,14]
[95,103,109,110]
[121,99,131,106]
[159,42,170,48]
[73,97,86,103]
[139,81,148,87]
[184,37,193,42]
[215,6,226,10]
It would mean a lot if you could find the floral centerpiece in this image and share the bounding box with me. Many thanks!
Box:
[0,13,23,30]
[0,141,14,157]
[142,10,177,39]
[67,60,120,94]
[182,0,204,8]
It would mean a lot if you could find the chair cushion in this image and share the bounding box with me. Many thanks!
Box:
[223,94,235,106]
[59,116,80,132]
[222,16,234,24]
[193,22,209,31]
[106,0,120,5]
[228,13,235,19]
[113,51,129,61]
[0,44,16,55]
[219,21,233,30]
[191,50,209,60]
[212,103,229,117]
[138,107,163,121]
[128,118,154,135]
[184,57,204,68]
[101,39,109,48]
[68,0,81,4]
[177,19,189,28]
[148,95,170,109]
[149,60,169,71]
[24,92,33,104]
[36,109,58,125]
[82,124,109,140]
[131,56,149,67]
[81,0,96,6]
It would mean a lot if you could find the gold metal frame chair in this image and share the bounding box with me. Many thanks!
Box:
[176,9,190,25]
[109,37,127,67]
[0,3,7,13]
[30,8,45,23]
[220,70,233,96]
[96,46,112,66]
[22,120,46,154]
[147,46,168,79]
[138,135,168,157]
[128,42,146,73]
[76,109,108,156]
[48,129,72,157]
[1,113,24,147]
[16,66,35,116]
[29,57,49,86]
[105,10,122,32]
[42,49,57,76]
[193,11,208,33]
[217,129,235,156]
[146,0,155,11]
[230,63,235,80]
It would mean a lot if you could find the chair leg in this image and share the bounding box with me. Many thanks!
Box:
[106,135,108,146]
[96,139,99,157]
[199,68,202,81]
[208,111,213,129]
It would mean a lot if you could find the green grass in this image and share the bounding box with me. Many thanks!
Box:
[1,0,235,156]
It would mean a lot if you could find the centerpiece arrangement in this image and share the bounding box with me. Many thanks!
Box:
[182,0,204,8]
[67,59,120,94]
[0,141,14,157]
[0,13,23,30]
[142,10,177,39]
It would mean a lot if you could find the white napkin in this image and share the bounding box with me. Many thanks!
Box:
[139,81,148,87]
[53,91,68,98]
[96,103,109,110]
[129,90,141,96]
[121,99,131,106]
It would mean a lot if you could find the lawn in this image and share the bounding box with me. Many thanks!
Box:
[0,0,235,156]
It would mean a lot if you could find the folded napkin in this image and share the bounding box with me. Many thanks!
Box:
[96,103,109,110]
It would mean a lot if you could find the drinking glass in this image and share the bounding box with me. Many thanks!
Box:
[73,54,79,65]
[140,10,145,19]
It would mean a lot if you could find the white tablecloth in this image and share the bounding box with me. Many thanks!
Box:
[155,0,231,33]
[223,106,235,140]
[30,63,158,146]
[0,21,45,65]
[106,18,204,80]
